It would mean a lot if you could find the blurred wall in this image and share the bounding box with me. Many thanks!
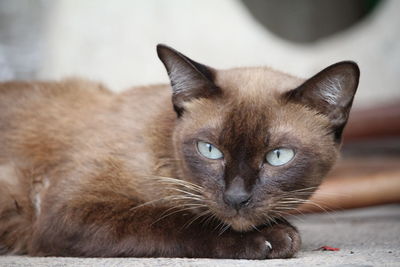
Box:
[0,0,399,109]
[0,0,51,80]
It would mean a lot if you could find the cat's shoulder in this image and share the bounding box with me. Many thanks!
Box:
[0,77,111,99]
[0,78,116,118]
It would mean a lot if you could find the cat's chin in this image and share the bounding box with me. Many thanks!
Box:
[223,216,256,232]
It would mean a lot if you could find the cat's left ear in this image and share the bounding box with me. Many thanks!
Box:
[157,44,220,116]
[285,61,360,142]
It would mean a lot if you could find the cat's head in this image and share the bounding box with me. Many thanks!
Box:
[157,44,359,231]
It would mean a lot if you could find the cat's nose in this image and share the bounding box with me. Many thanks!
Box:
[223,190,252,210]
[223,176,252,210]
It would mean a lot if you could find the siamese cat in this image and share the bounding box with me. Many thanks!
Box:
[0,44,359,259]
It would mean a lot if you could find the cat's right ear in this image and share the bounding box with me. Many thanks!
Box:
[157,44,220,116]
[285,61,360,142]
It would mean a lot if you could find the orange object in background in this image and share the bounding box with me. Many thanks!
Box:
[297,162,400,213]
[296,102,400,214]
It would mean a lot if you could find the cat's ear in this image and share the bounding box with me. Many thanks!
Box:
[157,44,220,116]
[285,61,360,142]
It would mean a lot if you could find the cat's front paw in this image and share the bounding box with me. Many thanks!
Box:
[262,222,301,259]
[213,221,300,259]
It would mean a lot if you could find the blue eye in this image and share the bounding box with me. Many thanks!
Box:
[266,148,295,166]
[197,141,223,159]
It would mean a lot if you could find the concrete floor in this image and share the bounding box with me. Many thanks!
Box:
[1,204,399,266]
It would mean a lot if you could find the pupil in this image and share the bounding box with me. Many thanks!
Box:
[208,144,212,152]
[276,150,280,158]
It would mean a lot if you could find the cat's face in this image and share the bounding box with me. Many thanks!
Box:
[158,45,359,231]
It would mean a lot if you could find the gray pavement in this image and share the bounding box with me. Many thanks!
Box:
[0,204,399,266]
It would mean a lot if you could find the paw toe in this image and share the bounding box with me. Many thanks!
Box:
[265,240,272,250]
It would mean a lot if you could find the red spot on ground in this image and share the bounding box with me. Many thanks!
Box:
[315,246,340,251]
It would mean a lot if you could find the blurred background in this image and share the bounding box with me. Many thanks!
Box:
[0,0,399,210]
[0,0,399,108]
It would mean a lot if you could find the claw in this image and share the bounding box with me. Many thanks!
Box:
[265,241,272,250]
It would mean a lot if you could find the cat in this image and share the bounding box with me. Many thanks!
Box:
[0,44,359,259]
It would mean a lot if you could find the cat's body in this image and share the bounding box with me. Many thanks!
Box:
[0,45,359,259]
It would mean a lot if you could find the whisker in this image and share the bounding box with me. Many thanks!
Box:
[165,187,204,200]
[276,200,307,204]
[218,223,231,236]
[129,195,186,211]
[143,175,204,191]
[164,195,205,203]
[251,223,261,232]
[288,187,318,192]
[213,219,225,233]
[181,210,211,230]
[201,213,218,228]
[271,209,306,223]
[178,203,208,208]
[272,206,298,210]
[160,182,204,193]
[151,205,206,227]
[302,199,335,213]
[258,211,277,228]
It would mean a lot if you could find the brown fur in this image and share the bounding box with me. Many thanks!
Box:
[0,45,359,258]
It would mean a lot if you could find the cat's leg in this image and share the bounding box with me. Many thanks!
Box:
[29,194,300,259]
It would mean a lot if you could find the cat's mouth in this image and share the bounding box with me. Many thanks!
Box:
[222,214,258,232]
[212,208,265,232]
[214,204,283,232]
